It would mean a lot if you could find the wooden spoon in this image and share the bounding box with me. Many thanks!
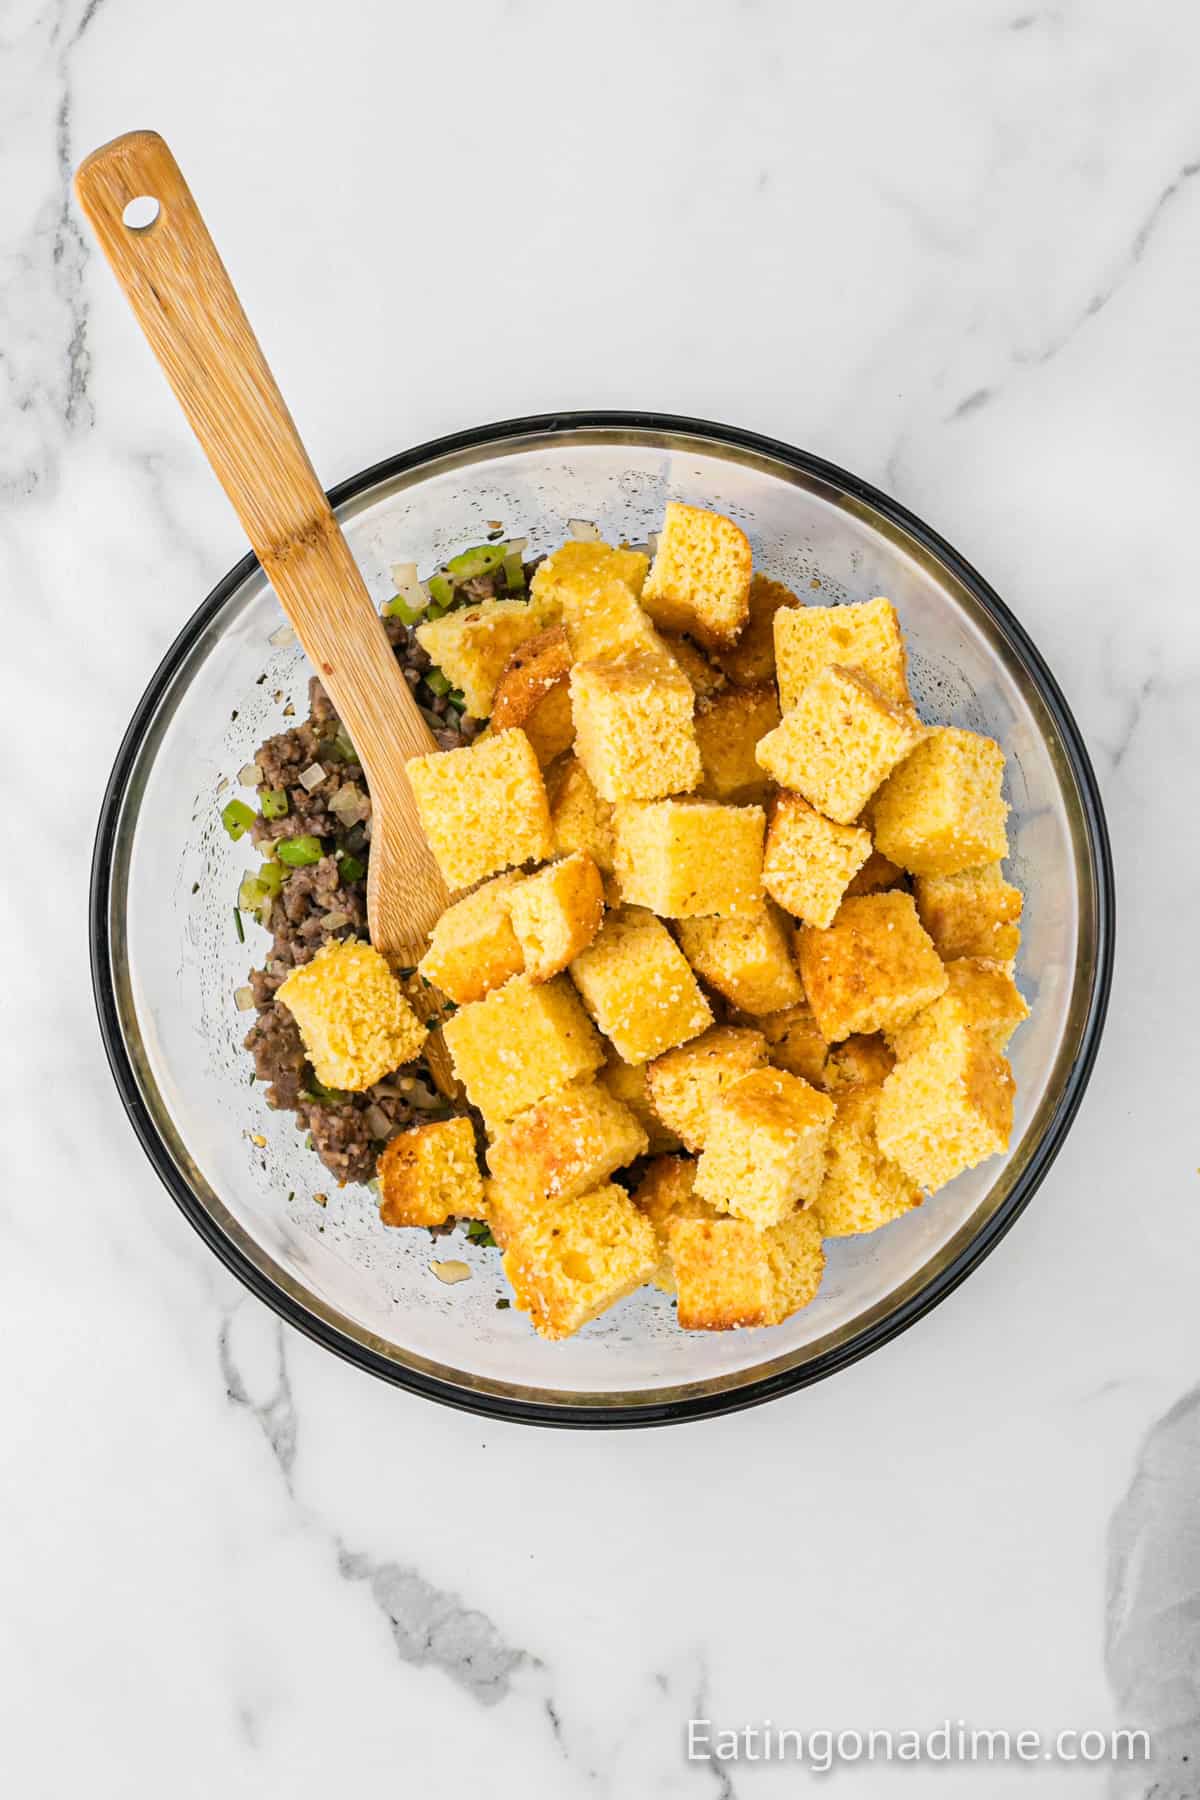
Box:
[75,131,456,1086]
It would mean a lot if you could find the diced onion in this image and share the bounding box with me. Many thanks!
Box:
[322,910,351,932]
[234,985,256,1011]
[329,784,370,827]
[298,762,326,791]
[269,622,297,648]
[407,1079,444,1110]
[567,518,602,541]
[365,1104,393,1139]
[239,761,264,787]
[389,559,431,614]
[430,1259,472,1285]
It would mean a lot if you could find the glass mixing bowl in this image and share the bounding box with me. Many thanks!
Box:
[91,414,1113,1427]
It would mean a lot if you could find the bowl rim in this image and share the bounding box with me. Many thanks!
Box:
[90,409,1115,1429]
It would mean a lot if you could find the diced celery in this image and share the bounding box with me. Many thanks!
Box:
[257,862,284,897]
[426,574,455,608]
[238,872,267,912]
[425,669,452,697]
[502,550,526,592]
[276,835,324,868]
[445,542,508,581]
[384,594,423,626]
[259,788,288,820]
[323,724,356,764]
[338,854,365,883]
[221,798,256,840]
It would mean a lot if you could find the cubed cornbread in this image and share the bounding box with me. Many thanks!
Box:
[694,1067,835,1228]
[762,1207,826,1323]
[667,1217,774,1329]
[876,1023,1014,1193]
[871,726,1009,876]
[810,1084,921,1237]
[914,863,1023,961]
[442,974,604,1128]
[846,848,907,898]
[570,651,702,803]
[506,852,605,981]
[529,539,649,607]
[569,907,713,1064]
[821,1033,896,1093]
[755,664,927,825]
[277,939,427,1092]
[756,1002,829,1085]
[715,573,799,686]
[545,754,616,873]
[888,957,1029,1059]
[632,1153,710,1245]
[377,1116,484,1229]
[417,872,524,1005]
[613,799,765,919]
[662,633,727,699]
[797,891,947,1043]
[560,576,665,662]
[646,1025,768,1152]
[415,593,558,720]
[774,595,910,711]
[406,728,553,889]
[641,502,753,649]
[599,1055,683,1154]
[694,683,780,802]
[486,1078,648,1203]
[761,792,872,928]
[501,1181,660,1339]
[488,626,575,765]
[675,903,805,1015]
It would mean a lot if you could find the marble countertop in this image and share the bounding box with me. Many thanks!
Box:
[5,1,1198,1794]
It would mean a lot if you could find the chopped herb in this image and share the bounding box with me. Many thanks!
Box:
[221,798,256,840]
[276,834,324,867]
[465,1219,497,1248]
[191,881,200,895]
[260,787,289,819]
[338,854,365,883]
[287,1190,295,1203]
[495,1297,510,1310]
[233,906,245,943]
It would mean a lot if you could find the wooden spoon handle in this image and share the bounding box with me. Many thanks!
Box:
[74,130,448,954]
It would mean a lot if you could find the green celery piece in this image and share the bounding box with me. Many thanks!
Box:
[257,862,284,897]
[238,872,267,912]
[384,594,423,626]
[221,797,256,840]
[425,669,452,697]
[502,550,526,592]
[426,574,455,608]
[445,541,507,582]
[259,788,288,820]
[276,835,324,868]
[338,854,365,883]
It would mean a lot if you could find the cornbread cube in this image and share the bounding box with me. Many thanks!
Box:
[570,651,702,804]
[694,1067,835,1228]
[561,576,665,662]
[632,1153,712,1252]
[762,1207,826,1323]
[661,633,727,699]
[641,502,753,649]
[876,1023,1014,1193]
[675,903,804,1015]
[488,626,575,766]
[406,728,553,890]
[486,1077,648,1203]
[613,799,765,919]
[762,792,872,928]
[506,852,605,981]
[529,539,650,607]
[694,683,780,802]
[811,1084,922,1237]
[276,939,426,1092]
[646,1026,768,1152]
[415,593,558,720]
[569,906,713,1063]
[417,872,524,1005]
[774,595,910,711]
[821,1033,896,1093]
[872,727,1009,876]
[501,1181,660,1339]
[846,848,907,898]
[914,863,1023,962]
[377,1116,484,1229]
[546,754,617,874]
[756,1002,828,1085]
[715,573,799,687]
[442,974,604,1128]
[599,1055,683,1154]
[796,891,947,1043]
[668,1217,774,1330]
[888,957,1029,1059]
[755,664,927,825]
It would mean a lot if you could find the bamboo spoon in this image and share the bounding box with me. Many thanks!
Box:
[75,131,456,1087]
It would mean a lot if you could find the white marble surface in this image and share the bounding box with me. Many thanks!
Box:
[3,1,1199,1794]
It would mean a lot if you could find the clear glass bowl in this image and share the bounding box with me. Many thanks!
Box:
[91,414,1114,1426]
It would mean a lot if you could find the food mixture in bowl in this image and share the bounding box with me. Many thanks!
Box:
[224,503,1030,1340]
